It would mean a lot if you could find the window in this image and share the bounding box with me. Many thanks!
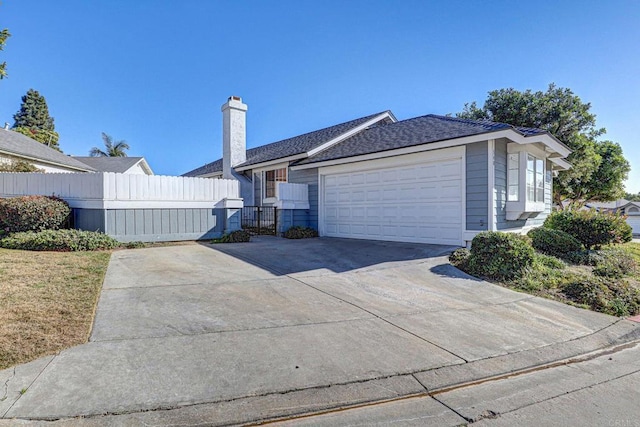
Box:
[505,149,547,221]
[526,154,544,202]
[265,168,287,198]
[507,153,519,201]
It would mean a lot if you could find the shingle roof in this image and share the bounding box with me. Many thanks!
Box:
[73,156,147,174]
[182,112,389,176]
[294,114,549,166]
[0,128,94,171]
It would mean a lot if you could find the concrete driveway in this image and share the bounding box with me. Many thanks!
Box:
[1,237,639,425]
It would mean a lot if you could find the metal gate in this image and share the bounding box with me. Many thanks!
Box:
[241,206,277,235]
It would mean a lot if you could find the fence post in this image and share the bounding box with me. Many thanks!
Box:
[274,207,278,236]
[257,207,261,235]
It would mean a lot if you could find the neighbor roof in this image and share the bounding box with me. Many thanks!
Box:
[73,156,151,174]
[183,112,390,176]
[294,115,550,166]
[0,128,94,171]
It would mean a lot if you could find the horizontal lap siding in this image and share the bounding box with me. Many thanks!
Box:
[466,141,488,231]
[288,168,318,230]
[79,208,225,242]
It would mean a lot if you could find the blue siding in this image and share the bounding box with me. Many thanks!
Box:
[74,208,227,242]
[466,141,488,231]
[288,168,319,230]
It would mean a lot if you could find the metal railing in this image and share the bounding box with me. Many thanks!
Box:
[241,206,277,235]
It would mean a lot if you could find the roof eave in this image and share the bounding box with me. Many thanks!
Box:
[0,149,94,172]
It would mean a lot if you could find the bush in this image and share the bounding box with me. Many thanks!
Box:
[544,210,633,249]
[533,252,566,270]
[215,229,251,243]
[466,231,535,280]
[527,227,583,259]
[562,276,640,317]
[449,248,470,269]
[0,195,71,233]
[283,226,319,239]
[592,248,637,278]
[0,229,120,251]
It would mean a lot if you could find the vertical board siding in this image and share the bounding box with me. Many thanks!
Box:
[102,208,224,242]
[466,141,488,231]
[288,168,319,230]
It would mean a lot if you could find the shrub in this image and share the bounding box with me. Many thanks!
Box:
[592,248,637,278]
[0,160,43,172]
[562,276,640,316]
[283,226,319,239]
[215,229,251,243]
[527,227,583,259]
[0,195,71,233]
[449,248,470,269]
[466,231,535,280]
[562,276,613,313]
[0,229,120,251]
[533,252,566,270]
[544,210,633,249]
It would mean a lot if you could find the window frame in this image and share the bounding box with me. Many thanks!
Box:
[263,167,287,200]
[505,145,548,220]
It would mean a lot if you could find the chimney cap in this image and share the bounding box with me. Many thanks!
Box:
[229,96,242,101]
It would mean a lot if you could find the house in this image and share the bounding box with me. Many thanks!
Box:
[184,96,572,246]
[620,201,640,235]
[72,156,154,175]
[585,199,640,235]
[0,127,94,172]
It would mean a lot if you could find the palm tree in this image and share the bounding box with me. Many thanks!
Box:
[89,132,130,157]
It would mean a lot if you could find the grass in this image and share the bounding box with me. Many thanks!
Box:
[0,248,111,370]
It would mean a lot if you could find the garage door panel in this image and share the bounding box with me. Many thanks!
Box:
[322,152,464,245]
[627,217,640,234]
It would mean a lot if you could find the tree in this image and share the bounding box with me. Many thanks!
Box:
[0,28,9,80]
[12,89,61,151]
[458,84,629,208]
[0,159,43,172]
[90,133,130,157]
[625,193,640,202]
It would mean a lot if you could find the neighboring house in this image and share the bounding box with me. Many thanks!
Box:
[0,127,94,173]
[72,156,154,175]
[588,199,640,235]
[184,96,572,246]
[620,201,640,235]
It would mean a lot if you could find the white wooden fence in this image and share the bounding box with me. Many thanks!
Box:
[0,172,241,209]
[275,182,310,209]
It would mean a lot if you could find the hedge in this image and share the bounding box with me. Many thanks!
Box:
[544,210,632,249]
[0,195,71,233]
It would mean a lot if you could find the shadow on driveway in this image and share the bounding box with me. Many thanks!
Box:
[200,236,459,276]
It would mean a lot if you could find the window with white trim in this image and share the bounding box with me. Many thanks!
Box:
[526,154,545,203]
[264,168,287,198]
[507,153,519,202]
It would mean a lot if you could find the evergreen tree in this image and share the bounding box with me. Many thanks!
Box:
[12,89,61,151]
[0,28,9,80]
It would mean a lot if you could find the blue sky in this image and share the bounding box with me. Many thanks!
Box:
[1,1,638,192]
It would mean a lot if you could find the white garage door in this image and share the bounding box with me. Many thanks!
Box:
[627,216,640,235]
[320,148,464,245]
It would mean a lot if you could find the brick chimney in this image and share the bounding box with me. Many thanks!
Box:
[221,96,247,179]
